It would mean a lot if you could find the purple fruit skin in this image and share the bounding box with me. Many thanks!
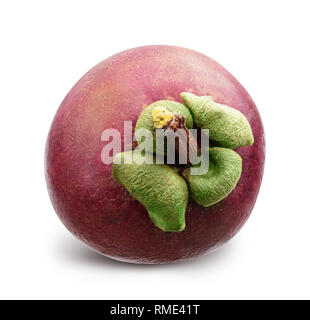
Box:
[45,46,265,263]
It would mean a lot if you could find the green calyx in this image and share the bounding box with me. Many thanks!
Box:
[183,147,242,207]
[180,92,254,149]
[112,92,254,232]
[113,151,188,232]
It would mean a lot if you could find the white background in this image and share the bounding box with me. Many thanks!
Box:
[1,0,309,300]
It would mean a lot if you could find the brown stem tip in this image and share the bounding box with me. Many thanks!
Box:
[152,106,199,165]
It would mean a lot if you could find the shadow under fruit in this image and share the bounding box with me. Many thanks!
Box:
[45,45,265,264]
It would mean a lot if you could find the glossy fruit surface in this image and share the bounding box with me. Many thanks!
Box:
[45,45,265,264]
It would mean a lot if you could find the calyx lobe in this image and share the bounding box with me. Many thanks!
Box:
[181,92,254,149]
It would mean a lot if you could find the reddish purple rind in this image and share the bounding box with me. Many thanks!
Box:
[45,46,265,264]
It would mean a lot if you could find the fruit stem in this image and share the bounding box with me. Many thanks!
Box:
[160,113,199,165]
